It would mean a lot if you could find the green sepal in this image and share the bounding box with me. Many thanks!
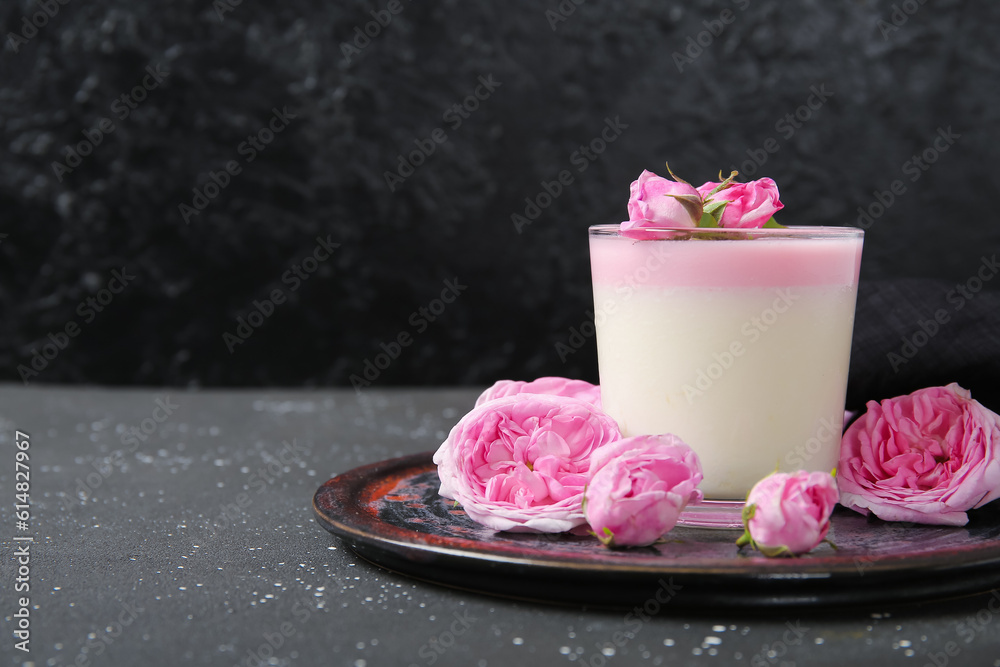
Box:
[757,544,795,558]
[664,161,694,187]
[704,170,739,197]
[735,502,797,557]
[735,503,756,549]
[697,201,731,228]
[735,529,753,548]
[697,212,719,228]
[596,526,615,548]
[763,217,786,228]
[665,192,704,226]
[703,200,728,216]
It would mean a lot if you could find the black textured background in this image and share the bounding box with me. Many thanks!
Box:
[2,0,998,407]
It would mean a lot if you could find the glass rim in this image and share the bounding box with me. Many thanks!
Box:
[589,224,864,239]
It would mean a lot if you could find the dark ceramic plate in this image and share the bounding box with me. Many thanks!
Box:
[313,453,1000,608]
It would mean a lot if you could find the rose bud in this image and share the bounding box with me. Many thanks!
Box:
[584,434,703,548]
[736,470,839,557]
[620,169,703,237]
[696,177,783,228]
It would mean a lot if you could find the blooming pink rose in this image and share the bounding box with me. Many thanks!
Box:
[620,170,702,236]
[737,471,839,557]
[696,178,783,228]
[433,395,621,533]
[838,383,1000,526]
[475,377,602,410]
[584,434,703,547]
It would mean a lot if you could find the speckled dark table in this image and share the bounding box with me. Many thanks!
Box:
[1,386,999,667]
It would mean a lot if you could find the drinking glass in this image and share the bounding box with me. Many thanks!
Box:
[589,225,864,527]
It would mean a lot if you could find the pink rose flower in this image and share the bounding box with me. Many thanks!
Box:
[838,383,1000,526]
[475,377,602,410]
[696,178,783,228]
[584,434,703,547]
[620,170,702,236]
[737,471,839,557]
[433,395,621,533]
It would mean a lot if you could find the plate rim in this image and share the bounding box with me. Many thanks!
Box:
[313,452,1000,605]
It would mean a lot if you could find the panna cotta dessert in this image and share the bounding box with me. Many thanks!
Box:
[590,226,863,499]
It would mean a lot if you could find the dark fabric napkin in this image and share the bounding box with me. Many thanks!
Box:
[847,278,1000,412]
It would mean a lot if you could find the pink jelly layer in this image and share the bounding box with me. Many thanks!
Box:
[590,233,863,288]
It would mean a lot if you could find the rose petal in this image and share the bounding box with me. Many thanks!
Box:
[837,383,1000,526]
[433,394,622,533]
